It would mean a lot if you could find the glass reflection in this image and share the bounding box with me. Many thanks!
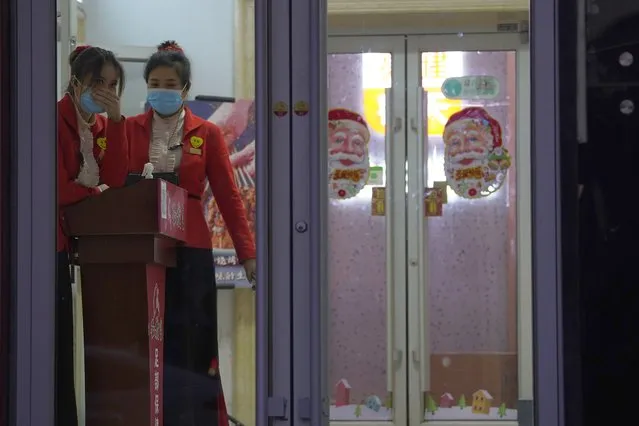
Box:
[56,44,127,426]
[422,50,518,422]
[56,0,257,424]
[327,52,392,422]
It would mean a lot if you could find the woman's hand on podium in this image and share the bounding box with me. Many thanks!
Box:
[242,258,256,284]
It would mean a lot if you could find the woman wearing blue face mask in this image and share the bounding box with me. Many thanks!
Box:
[56,44,128,426]
[127,40,255,426]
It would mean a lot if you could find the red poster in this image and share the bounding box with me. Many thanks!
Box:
[146,264,165,426]
[202,101,256,274]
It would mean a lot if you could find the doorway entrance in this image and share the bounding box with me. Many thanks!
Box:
[326,32,531,426]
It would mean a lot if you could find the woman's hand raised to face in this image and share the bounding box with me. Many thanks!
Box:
[92,88,122,122]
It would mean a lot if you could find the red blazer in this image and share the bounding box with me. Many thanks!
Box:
[57,94,128,252]
[127,107,256,261]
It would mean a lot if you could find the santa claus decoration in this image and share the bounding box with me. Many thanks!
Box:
[442,107,512,199]
[327,108,371,199]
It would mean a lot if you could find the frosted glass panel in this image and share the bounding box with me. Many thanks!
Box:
[327,52,392,422]
[422,50,518,422]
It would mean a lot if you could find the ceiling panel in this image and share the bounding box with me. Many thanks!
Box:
[328,0,528,14]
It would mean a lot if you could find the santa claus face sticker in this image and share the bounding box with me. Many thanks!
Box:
[443,107,511,199]
[328,108,370,199]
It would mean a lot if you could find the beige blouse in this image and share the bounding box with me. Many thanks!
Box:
[75,117,100,188]
[148,110,185,172]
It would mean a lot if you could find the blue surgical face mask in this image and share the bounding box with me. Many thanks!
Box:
[80,90,105,114]
[147,89,184,116]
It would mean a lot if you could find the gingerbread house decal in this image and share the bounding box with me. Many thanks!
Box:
[439,392,455,408]
[334,379,351,407]
[471,389,493,415]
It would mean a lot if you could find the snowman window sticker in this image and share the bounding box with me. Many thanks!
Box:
[328,108,371,199]
[442,107,512,199]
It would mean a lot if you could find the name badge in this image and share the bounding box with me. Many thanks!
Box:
[189,147,202,155]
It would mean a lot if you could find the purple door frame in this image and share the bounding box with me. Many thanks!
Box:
[254,1,293,426]
[290,0,328,425]
[530,0,567,425]
[0,0,10,422]
[8,0,58,424]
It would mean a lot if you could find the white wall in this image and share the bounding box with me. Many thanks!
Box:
[81,0,235,98]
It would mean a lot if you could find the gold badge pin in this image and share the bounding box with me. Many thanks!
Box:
[96,137,107,150]
[190,136,204,149]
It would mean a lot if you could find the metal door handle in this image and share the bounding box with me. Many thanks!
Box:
[384,87,395,394]
[416,88,429,393]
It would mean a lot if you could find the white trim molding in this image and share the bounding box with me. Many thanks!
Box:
[327,0,527,14]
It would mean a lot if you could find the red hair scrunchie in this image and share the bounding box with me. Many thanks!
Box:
[72,45,92,56]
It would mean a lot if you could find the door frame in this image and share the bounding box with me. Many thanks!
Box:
[405,32,531,426]
[328,32,532,426]
[327,35,408,426]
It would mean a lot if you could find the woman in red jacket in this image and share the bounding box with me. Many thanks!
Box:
[127,41,256,426]
[57,45,128,426]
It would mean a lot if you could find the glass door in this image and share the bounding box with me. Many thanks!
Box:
[326,36,408,426]
[405,33,532,426]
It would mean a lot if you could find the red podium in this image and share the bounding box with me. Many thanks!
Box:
[64,179,187,426]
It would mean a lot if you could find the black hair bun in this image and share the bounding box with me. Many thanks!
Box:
[158,40,184,54]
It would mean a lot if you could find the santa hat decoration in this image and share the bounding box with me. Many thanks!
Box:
[443,107,511,199]
[328,108,370,142]
[443,106,503,149]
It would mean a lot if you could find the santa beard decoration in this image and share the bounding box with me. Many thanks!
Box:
[442,107,511,199]
[328,108,371,200]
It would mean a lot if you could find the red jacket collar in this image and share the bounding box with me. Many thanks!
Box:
[57,93,105,133]
[132,106,204,136]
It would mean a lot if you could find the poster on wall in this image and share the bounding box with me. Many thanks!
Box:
[186,99,256,288]
[328,108,370,199]
[442,107,512,199]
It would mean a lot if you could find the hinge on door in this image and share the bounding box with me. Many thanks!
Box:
[518,399,534,426]
[496,20,529,45]
[496,22,520,33]
[519,20,530,45]
[393,117,402,133]
[422,391,428,417]
[267,396,288,419]
[298,397,310,420]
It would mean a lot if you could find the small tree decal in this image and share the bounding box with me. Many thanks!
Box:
[458,394,466,409]
[498,403,507,418]
[354,402,363,418]
[426,394,438,414]
[384,393,393,409]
